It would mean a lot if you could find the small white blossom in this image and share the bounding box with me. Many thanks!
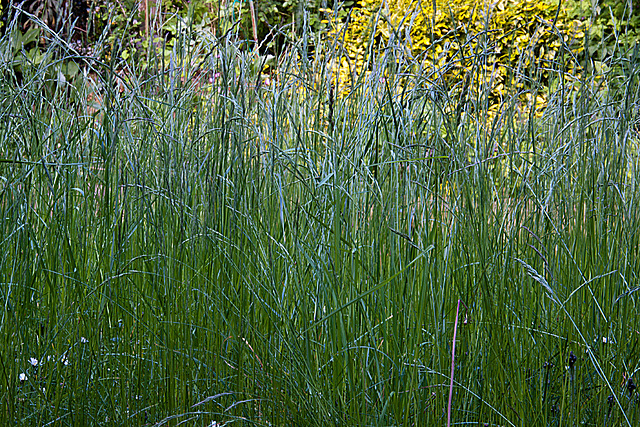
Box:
[29,357,38,366]
[19,373,27,382]
[80,337,88,343]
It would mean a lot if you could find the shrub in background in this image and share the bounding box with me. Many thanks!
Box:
[323,0,587,112]
[564,0,639,59]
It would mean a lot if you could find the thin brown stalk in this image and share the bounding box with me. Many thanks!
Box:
[447,299,467,427]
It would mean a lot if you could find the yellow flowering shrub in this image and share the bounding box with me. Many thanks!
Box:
[323,0,585,110]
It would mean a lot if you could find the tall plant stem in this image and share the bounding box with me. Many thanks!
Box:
[448,299,467,427]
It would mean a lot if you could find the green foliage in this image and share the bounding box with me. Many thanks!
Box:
[0,25,42,72]
[92,0,329,65]
[1,27,640,425]
[2,1,640,422]
[565,0,639,58]
[0,21,83,100]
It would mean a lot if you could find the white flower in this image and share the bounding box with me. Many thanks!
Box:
[80,337,88,343]
[29,357,38,366]
[19,373,27,382]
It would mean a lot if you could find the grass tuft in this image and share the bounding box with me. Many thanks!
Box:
[1,9,639,426]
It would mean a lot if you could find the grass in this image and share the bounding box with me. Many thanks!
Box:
[1,11,640,426]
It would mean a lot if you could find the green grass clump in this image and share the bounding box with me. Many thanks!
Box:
[0,12,639,427]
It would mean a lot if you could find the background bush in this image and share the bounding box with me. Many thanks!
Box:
[323,1,587,109]
[0,1,636,68]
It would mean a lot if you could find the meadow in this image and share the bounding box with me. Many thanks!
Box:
[1,10,640,426]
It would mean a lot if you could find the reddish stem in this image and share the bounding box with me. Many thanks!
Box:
[447,299,466,427]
